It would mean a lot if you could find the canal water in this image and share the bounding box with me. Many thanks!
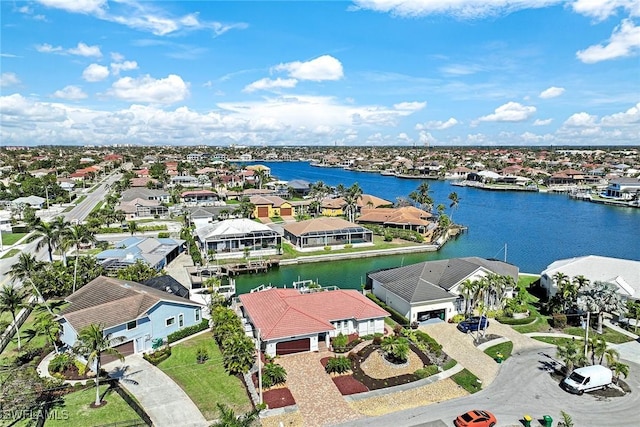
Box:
[234,161,640,294]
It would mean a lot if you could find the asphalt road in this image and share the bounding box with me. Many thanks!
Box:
[63,172,121,223]
[335,346,640,427]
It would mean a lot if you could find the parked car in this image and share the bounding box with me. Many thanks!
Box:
[454,409,497,427]
[457,316,489,333]
[561,365,612,395]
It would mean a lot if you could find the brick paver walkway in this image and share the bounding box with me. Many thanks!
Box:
[276,350,362,427]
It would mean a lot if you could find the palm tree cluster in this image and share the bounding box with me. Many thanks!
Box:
[556,335,629,384]
[458,274,516,318]
[211,305,256,375]
[578,281,626,335]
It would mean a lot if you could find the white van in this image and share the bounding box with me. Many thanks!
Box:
[561,365,613,395]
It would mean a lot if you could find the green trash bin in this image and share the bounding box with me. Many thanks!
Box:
[543,415,553,427]
[523,415,532,427]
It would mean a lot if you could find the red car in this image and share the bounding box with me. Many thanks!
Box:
[454,409,497,427]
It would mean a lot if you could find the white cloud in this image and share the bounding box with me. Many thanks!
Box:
[52,85,88,100]
[243,78,298,93]
[571,0,640,22]
[418,131,437,146]
[393,101,427,112]
[351,0,563,19]
[477,101,536,122]
[416,117,459,130]
[110,60,138,75]
[0,72,20,87]
[108,74,190,104]
[273,55,344,81]
[600,102,640,126]
[68,42,102,57]
[82,64,110,82]
[533,118,553,126]
[564,112,598,127]
[539,86,565,99]
[36,43,63,53]
[37,0,107,14]
[577,19,640,63]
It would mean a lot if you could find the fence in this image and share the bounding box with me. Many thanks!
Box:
[0,295,37,353]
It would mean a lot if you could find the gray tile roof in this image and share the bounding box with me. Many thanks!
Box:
[369,257,518,303]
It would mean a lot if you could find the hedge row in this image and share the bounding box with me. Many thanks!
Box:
[143,346,172,365]
[366,293,409,325]
[167,319,210,344]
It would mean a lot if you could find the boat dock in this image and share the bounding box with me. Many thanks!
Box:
[220,259,280,276]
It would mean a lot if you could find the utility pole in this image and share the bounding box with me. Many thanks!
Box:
[257,328,263,405]
[45,186,50,210]
[584,311,590,358]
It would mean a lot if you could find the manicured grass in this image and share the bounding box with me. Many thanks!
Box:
[75,195,87,205]
[157,334,252,421]
[483,341,514,361]
[443,358,458,371]
[512,308,552,334]
[451,368,482,394]
[384,317,398,327]
[533,336,580,347]
[563,326,634,344]
[44,385,143,427]
[1,248,20,259]
[2,232,28,246]
[279,235,420,260]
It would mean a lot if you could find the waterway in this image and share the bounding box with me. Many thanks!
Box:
[234,162,640,294]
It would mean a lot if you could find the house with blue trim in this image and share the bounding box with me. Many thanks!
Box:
[96,237,185,273]
[58,276,204,356]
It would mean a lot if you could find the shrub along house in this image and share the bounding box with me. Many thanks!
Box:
[239,287,389,356]
[57,276,204,357]
[368,257,518,324]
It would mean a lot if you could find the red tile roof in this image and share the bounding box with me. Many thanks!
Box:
[239,288,389,340]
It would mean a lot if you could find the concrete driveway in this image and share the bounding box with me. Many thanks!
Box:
[106,354,208,427]
[336,346,640,427]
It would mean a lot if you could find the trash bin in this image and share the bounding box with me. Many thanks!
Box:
[523,415,532,427]
[543,415,553,427]
[496,352,504,363]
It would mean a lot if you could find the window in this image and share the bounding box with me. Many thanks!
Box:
[166,317,175,327]
[195,309,201,322]
[179,314,184,328]
[127,320,137,330]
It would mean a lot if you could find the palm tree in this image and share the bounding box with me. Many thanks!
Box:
[0,284,27,351]
[556,338,586,377]
[343,183,362,222]
[8,253,54,316]
[127,221,139,236]
[580,281,626,334]
[610,361,629,384]
[588,336,608,366]
[62,224,97,294]
[33,220,62,262]
[33,311,61,354]
[459,279,475,317]
[73,323,125,407]
[211,403,260,427]
[409,181,433,212]
[448,192,460,222]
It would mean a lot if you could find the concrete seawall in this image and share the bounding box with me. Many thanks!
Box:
[279,244,440,266]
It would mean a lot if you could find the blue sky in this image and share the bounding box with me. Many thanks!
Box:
[1,0,639,147]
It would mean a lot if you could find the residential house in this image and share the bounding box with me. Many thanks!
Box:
[58,276,204,356]
[603,178,640,200]
[11,195,46,209]
[181,190,221,206]
[369,257,519,323]
[170,175,199,187]
[287,179,312,197]
[96,236,185,273]
[239,287,389,356]
[250,195,294,218]
[117,198,168,219]
[142,275,190,299]
[356,206,434,234]
[540,256,640,299]
[194,218,281,259]
[121,188,170,203]
[283,217,373,250]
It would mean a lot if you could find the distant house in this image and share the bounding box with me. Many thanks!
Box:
[121,188,170,203]
[283,217,373,250]
[143,275,190,299]
[194,218,281,259]
[117,198,168,219]
[181,190,221,206]
[170,175,199,187]
[239,288,389,356]
[540,256,640,299]
[320,197,346,217]
[12,195,46,209]
[603,178,640,200]
[356,206,434,234]
[249,195,294,218]
[287,179,312,197]
[96,237,185,273]
[369,257,519,324]
[58,276,204,356]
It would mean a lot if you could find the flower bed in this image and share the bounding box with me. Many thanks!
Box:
[263,387,296,409]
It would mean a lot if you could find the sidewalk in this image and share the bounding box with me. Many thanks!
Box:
[105,354,208,427]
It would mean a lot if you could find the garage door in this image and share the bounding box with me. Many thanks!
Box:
[101,340,134,364]
[280,208,292,216]
[257,206,269,218]
[276,338,310,355]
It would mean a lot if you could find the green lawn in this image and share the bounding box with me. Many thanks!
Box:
[533,336,580,347]
[2,232,28,246]
[451,368,483,393]
[44,385,143,427]
[157,334,252,420]
[563,326,634,344]
[1,248,20,259]
[483,341,514,361]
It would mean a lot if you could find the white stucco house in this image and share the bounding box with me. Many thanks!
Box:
[369,257,519,323]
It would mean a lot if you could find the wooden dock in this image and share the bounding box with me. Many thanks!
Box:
[220,259,280,276]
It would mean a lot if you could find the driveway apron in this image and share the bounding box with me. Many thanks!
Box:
[276,351,362,427]
[105,354,208,427]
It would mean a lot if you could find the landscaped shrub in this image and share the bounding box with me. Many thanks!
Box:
[332,333,349,353]
[143,345,172,366]
[381,336,409,364]
[196,346,209,364]
[372,335,383,345]
[157,232,170,238]
[167,319,210,344]
[451,314,465,323]
[552,313,568,329]
[74,359,87,376]
[49,353,74,374]
[414,330,443,356]
[414,365,440,379]
[497,316,536,325]
[325,356,352,374]
[263,363,287,388]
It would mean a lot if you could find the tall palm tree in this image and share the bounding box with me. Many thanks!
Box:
[459,279,475,317]
[0,284,27,351]
[343,183,362,223]
[73,323,124,407]
[8,253,54,315]
[33,220,62,262]
[409,181,433,212]
[62,224,97,293]
[580,281,626,334]
[556,338,586,377]
[448,192,460,222]
[33,311,61,354]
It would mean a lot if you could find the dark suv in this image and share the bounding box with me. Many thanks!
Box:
[457,316,489,333]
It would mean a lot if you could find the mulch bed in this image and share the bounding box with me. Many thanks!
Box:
[332,375,369,395]
[263,387,296,409]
